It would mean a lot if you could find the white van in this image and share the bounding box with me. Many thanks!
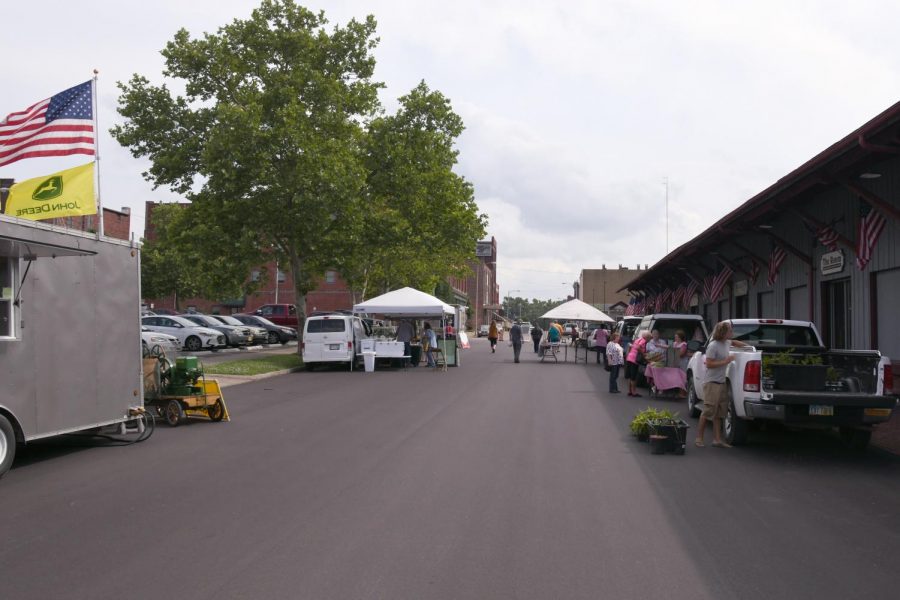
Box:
[302,314,372,370]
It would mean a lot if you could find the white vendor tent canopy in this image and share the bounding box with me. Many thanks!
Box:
[353,287,454,317]
[540,298,615,322]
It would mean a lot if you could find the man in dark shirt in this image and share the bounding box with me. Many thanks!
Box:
[510,321,524,363]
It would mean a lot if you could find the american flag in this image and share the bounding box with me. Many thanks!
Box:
[855,207,887,270]
[625,297,636,316]
[767,245,786,286]
[671,285,686,310]
[816,224,839,251]
[658,288,672,312]
[748,260,760,284]
[708,266,733,303]
[682,280,699,310]
[702,275,714,302]
[0,81,95,167]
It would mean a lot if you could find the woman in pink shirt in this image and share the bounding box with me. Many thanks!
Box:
[625,331,651,397]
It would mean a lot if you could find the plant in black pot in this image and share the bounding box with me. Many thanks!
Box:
[630,407,676,442]
[648,415,690,455]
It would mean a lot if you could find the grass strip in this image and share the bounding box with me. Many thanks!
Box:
[204,354,302,376]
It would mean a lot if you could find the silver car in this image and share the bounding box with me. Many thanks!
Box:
[181,313,253,347]
[213,314,267,345]
[141,316,225,351]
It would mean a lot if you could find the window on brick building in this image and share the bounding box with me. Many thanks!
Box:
[277,269,287,283]
[325,270,336,284]
[250,270,260,282]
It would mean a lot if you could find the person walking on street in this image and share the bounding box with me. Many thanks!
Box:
[510,321,523,363]
[695,321,747,448]
[530,323,543,354]
[606,333,624,393]
[488,320,499,353]
[594,325,609,365]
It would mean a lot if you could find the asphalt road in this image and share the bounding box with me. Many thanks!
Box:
[2,338,900,599]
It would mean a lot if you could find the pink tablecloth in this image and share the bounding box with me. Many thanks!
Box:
[645,365,687,391]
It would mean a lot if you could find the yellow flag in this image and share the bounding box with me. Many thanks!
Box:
[3,162,96,221]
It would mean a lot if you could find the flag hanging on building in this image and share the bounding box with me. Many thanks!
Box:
[767,245,786,286]
[3,162,96,220]
[625,297,636,316]
[816,224,839,251]
[658,288,672,312]
[671,285,685,311]
[855,207,887,270]
[748,260,760,285]
[683,280,698,310]
[0,81,95,167]
[708,266,733,303]
[702,275,714,302]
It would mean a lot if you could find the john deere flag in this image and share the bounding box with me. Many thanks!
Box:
[3,162,95,220]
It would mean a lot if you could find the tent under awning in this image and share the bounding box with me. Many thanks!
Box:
[540,298,615,322]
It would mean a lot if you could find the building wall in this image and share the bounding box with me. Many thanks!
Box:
[579,265,648,308]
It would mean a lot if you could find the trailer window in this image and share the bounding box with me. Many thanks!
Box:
[0,257,15,338]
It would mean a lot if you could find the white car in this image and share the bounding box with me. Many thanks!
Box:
[141,315,225,351]
[141,327,180,356]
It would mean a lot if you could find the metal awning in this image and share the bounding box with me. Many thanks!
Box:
[0,235,96,259]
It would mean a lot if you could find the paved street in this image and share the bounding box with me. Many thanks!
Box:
[2,339,899,599]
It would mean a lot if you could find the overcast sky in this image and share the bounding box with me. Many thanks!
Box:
[4,1,900,300]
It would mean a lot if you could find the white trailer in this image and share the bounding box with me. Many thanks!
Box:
[0,215,145,478]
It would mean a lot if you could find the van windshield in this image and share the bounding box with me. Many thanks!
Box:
[307,319,346,333]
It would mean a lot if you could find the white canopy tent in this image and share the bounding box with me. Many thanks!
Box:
[540,298,615,322]
[353,287,455,368]
[352,287,454,317]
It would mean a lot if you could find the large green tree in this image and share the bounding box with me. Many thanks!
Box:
[337,82,486,299]
[112,0,382,318]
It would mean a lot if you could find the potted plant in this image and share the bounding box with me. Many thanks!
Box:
[630,407,676,442]
[648,415,690,455]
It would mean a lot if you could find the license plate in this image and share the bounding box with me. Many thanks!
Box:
[329,344,340,350]
[809,405,833,416]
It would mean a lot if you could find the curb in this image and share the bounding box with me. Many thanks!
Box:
[211,366,305,388]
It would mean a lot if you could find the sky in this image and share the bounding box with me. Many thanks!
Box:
[4,1,900,301]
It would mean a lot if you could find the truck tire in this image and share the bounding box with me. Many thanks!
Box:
[686,375,701,418]
[0,415,18,478]
[725,394,750,445]
[839,427,871,451]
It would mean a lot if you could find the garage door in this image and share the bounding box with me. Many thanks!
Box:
[787,286,808,321]
[757,291,775,317]
[876,268,900,361]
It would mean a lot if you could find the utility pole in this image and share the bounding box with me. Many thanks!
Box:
[664,176,669,255]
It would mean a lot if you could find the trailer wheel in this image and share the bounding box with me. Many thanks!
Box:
[0,415,17,478]
[207,400,225,422]
[165,400,185,427]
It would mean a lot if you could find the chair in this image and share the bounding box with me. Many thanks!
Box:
[429,346,447,371]
[540,342,560,363]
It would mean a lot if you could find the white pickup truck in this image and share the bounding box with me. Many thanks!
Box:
[686,319,897,449]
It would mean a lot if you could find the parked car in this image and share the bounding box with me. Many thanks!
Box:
[140,326,180,356]
[631,313,709,347]
[141,315,225,351]
[232,313,298,345]
[253,303,299,328]
[212,314,268,344]
[478,324,490,337]
[181,313,254,347]
[151,308,179,316]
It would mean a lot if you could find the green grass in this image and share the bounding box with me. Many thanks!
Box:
[204,354,303,376]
